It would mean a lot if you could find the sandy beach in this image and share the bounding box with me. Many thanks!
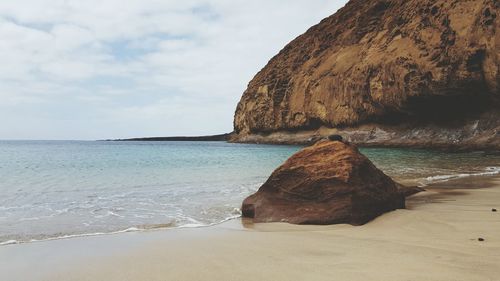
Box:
[1,176,500,281]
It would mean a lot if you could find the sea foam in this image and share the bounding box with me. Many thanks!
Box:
[423,166,500,185]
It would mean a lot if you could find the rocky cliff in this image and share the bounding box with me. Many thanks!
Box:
[232,0,499,150]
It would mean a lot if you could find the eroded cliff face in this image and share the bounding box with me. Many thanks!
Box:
[233,0,499,148]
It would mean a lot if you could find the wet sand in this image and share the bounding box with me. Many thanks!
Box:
[1,176,500,281]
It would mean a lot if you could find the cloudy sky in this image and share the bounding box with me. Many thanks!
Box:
[0,0,347,140]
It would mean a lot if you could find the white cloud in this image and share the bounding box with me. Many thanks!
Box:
[0,0,347,140]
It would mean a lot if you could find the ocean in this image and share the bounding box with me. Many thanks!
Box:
[0,140,499,245]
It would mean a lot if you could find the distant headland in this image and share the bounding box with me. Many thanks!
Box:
[111,133,231,142]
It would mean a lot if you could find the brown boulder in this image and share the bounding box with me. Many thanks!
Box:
[242,140,416,225]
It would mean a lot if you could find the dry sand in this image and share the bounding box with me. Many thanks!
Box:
[1,176,500,281]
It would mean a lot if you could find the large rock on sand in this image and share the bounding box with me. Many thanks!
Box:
[242,140,416,225]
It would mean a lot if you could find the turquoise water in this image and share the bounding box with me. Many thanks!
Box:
[0,141,499,245]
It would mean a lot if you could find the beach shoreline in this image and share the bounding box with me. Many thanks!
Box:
[1,175,500,281]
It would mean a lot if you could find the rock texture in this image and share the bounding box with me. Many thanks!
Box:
[233,0,499,149]
[242,140,417,225]
[231,111,500,150]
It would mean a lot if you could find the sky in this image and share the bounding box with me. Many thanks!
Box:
[0,0,347,140]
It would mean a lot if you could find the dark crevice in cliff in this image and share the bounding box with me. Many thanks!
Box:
[306,117,326,130]
[280,94,500,133]
[290,93,497,131]
[377,93,496,127]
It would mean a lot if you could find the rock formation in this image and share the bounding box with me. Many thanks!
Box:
[242,140,419,225]
[233,0,499,149]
